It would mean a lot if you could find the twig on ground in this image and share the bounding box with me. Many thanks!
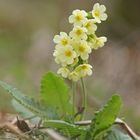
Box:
[0,122,29,139]
[115,118,140,140]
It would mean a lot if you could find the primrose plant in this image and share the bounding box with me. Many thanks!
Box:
[53,3,107,119]
[0,3,137,140]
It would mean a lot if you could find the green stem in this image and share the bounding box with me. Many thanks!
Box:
[72,81,76,122]
[81,78,87,119]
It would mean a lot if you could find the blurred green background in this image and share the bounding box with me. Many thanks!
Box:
[0,0,140,133]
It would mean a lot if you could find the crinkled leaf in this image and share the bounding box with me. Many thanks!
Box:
[87,95,122,140]
[0,80,57,119]
[103,128,133,140]
[43,120,87,139]
[40,72,72,115]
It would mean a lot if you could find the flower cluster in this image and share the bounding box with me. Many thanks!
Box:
[53,3,107,82]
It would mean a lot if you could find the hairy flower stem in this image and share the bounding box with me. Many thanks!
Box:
[72,81,76,122]
[81,78,87,120]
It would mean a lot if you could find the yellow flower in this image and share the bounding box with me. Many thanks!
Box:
[75,64,92,77]
[89,36,107,49]
[53,45,77,66]
[68,71,80,82]
[53,32,70,47]
[69,26,87,40]
[73,40,91,60]
[84,19,97,35]
[92,3,107,23]
[69,9,87,26]
[57,67,70,78]
[53,3,108,81]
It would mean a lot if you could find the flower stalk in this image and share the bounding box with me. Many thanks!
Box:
[72,81,76,122]
[81,78,87,119]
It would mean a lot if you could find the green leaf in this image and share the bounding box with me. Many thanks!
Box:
[43,120,87,139]
[103,128,133,140]
[87,95,122,140]
[12,99,41,124]
[0,80,57,119]
[40,72,72,115]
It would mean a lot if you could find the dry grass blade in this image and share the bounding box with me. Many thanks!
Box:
[75,118,140,140]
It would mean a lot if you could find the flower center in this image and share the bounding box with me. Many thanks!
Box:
[65,50,72,57]
[94,10,100,17]
[81,65,87,69]
[61,38,68,46]
[75,29,82,36]
[75,15,82,21]
[86,22,91,28]
[79,45,85,53]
